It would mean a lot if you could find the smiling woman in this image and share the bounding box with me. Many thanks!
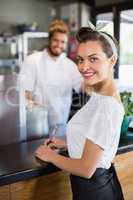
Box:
[36,24,125,200]
[76,26,118,95]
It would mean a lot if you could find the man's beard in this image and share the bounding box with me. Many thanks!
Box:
[48,46,63,57]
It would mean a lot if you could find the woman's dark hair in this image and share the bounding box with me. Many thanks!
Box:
[76,27,118,58]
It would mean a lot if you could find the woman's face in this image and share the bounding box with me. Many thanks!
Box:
[76,41,115,87]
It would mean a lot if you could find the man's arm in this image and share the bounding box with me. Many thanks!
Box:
[20,54,37,104]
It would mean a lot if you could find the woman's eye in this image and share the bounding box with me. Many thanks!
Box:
[76,58,83,64]
[90,57,98,63]
[79,60,83,64]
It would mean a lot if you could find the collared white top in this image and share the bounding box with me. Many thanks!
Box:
[67,92,124,170]
[20,49,82,127]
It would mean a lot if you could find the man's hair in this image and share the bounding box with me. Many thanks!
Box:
[48,20,69,40]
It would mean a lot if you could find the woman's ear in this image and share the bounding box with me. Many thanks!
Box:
[110,55,117,66]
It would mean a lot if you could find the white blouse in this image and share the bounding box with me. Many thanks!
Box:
[67,92,125,169]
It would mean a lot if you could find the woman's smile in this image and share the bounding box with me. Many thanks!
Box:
[80,70,96,80]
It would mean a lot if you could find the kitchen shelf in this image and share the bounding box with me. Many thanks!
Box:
[0,32,48,69]
[0,36,18,44]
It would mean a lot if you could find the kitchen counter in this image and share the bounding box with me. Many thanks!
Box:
[118,132,133,154]
[0,138,59,186]
[0,135,133,187]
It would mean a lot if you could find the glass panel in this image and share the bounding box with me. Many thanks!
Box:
[96,13,114,36]
[119,10,133,92]
[28,37,48,55]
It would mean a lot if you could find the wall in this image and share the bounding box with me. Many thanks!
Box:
[0,0,53,33]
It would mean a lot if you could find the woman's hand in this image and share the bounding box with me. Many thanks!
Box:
[44,137,67,149]
[35,144,56,162]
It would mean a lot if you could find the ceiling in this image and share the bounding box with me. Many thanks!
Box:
[37,0,133,7]
[40,0,95,6]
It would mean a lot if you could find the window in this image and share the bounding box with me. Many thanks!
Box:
[119,10,133,91]
[96,13,114,36]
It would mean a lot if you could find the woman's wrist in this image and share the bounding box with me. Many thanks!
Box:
[50,150,59,164]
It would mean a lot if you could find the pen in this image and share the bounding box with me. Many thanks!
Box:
[47,125,58,146]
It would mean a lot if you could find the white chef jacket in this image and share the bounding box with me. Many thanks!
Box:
[67,92,125,170]
[20,49,82,128]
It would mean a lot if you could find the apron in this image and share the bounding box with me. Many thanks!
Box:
[70,164,124,200]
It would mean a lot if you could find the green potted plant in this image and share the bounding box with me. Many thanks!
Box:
[120,91,133,137]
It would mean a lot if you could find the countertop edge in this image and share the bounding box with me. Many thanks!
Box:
[117,144,133,154]
[0,165,60,186]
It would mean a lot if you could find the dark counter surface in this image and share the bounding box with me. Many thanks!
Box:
[0,138,60,186]
[0,135,133,187]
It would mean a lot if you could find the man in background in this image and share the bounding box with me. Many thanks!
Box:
[20,20,83,136]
